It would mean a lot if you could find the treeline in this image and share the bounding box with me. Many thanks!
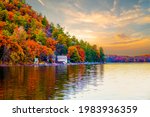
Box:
[106,55,150,62]
[0,0,104,64]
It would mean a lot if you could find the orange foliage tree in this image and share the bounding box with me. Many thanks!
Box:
[0,35,25,63]
[23,40,53,62]
[23,40,41,61]
[46,38,57,51]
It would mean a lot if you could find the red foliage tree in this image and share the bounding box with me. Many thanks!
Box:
[76,45,85,62]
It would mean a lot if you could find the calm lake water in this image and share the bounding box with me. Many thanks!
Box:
[0,63,150,100]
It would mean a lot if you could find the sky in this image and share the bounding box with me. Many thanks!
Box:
[26,0,150,56]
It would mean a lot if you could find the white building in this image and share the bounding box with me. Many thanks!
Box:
[57,56,67,64]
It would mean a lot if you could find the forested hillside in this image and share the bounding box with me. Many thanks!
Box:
[0,0,104,64]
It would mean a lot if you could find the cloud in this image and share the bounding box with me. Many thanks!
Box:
[135,15,150,24]
[38,0,45,6]
[111,39,140,45]
[104,31,150,46]
[103,37,150,55]
[115,33,130,40]
[60,4,148,31]
[111,0,119,13]
[66,29,97,41]
[112,34,142,45]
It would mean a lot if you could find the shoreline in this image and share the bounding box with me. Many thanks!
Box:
[0,62,150,67]
[0,62,103,67]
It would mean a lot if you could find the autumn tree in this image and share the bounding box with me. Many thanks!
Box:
[76,45,85,62]
[46,37,57,51]
[23,40,40,61]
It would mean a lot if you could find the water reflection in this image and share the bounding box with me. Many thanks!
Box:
[0,63,150,100]
[0,65,104,100]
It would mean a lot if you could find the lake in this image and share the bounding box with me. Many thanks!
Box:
[0,63,150,100]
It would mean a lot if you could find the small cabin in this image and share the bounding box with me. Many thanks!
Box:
[57,56,67,64]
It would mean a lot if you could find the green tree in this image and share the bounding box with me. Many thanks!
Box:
[100,47,105,63]
[2,30,11,36]
[3,21,16,34]
[70,51,80,63]
[35,30,46,45]
[68,46,80,63]
[0,10,8,21]
[42,16,47,26]
[21,0,26,4]
[0,2,5,10]
[55,44,67,55]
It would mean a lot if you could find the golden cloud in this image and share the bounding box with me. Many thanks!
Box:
[62,4,149,29]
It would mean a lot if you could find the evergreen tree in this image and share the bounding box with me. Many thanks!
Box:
[100,47,105,63]
[42,16,47,26]
[70,51,80,63]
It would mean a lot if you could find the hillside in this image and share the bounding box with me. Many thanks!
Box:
[0,0,104,64]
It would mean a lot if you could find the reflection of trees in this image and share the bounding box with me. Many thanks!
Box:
[26,66,56,100]
[0,66,25,99]
[0,64,104,100]
[0,67,5,99]
[26,67,40,99]
[50,65,68,99]
[0,66,57,100]
[100,64,104,79]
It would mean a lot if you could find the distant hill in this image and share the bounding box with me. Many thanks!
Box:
[0,0,104,64]
[106,55,150,62]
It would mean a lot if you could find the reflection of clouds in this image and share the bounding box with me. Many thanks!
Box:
[64,65,105,98]
[65,65,105,99]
